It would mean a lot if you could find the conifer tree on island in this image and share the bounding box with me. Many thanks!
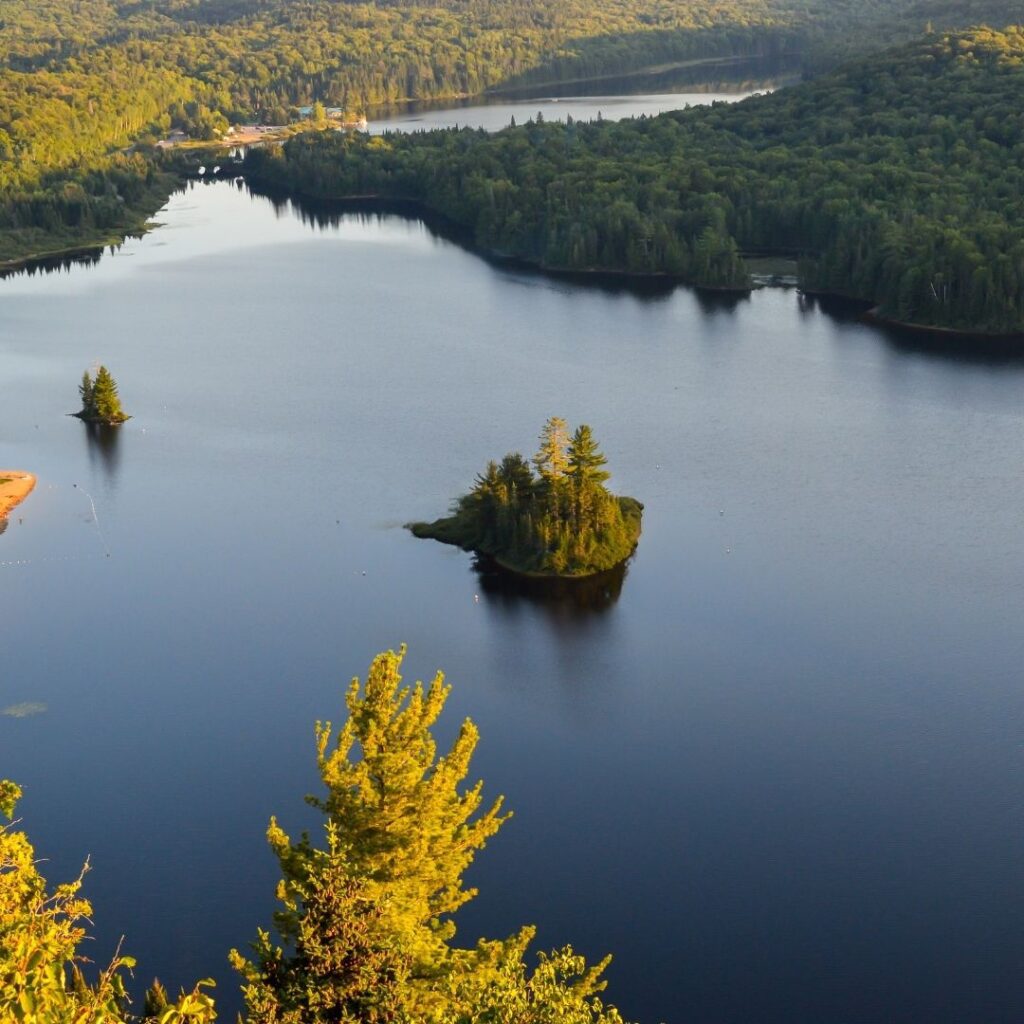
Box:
[411,417,642,577]
[75,365,130,424]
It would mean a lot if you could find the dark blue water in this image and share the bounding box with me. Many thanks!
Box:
[1,152,1022,1022]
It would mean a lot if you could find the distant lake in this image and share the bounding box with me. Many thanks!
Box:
[367,88,769,134]
[2,87,1023,1024]
[363,54,797,133]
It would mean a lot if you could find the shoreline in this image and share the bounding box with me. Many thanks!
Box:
[861,306,1024,342]
[0,471,36,519]
[486,52,800,96]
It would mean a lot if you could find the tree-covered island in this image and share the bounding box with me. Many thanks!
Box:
[74,366,130,425]
[410,418,642,577]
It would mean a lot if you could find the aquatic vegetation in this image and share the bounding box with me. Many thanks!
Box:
[1,702,46,718]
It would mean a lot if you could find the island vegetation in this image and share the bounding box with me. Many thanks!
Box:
[410,418,642,577]
[244,26,1024,334]
[75,366,129,425]
[1,647,629,1024]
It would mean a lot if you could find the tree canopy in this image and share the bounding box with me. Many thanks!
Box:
[2,648,631,1023]
[77,366,129,424]
[411,418,642,576]
[234,645,631,1023]
[245,26,1024,333]
[1,0,1021,267]
[0,780,216,1024]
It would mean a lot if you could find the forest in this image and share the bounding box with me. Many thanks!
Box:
[410,418,643,576]
[244,26,1024,333]
[0,648,630,1023]
[0,0,1021,267]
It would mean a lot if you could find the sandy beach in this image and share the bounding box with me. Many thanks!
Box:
[0,470,36,518]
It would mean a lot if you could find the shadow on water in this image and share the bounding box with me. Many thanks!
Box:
[250,186,683,301]
[83,422,123,485]
[0,248,103,281]
[471,554,628,626]
[800,293,1024,367]
[694,287,751,315]
[365,55,799,119]
[491,55,800,101]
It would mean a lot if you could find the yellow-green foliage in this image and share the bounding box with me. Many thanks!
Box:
[1,649,630,1023]
[231,647,628,1024]
[253,26,1024,331]
[0,780,215,1024]
[410,419,642,576]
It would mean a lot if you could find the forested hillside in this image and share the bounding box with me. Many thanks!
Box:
[0,0,1021,269]
[245,27,1024,333]
[0,0,818,266]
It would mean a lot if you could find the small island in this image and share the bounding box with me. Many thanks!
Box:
[0,471,36,521]
[410,417,642,577]
[74,366,130,425]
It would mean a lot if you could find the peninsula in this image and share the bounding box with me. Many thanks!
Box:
[410,418,642,577]
[0,472,36,520]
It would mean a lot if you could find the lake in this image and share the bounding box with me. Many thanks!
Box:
[1,91,1023,1024]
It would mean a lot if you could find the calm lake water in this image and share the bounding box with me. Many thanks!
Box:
[366,88,765,133]
[2,92,1023,1024]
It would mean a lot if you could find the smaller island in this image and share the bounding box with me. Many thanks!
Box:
[0,471,36,522]
[409,417,642,577]
[74,366,130,424]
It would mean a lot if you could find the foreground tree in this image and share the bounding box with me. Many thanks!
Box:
[231,646,627,1023]
[0,780,215,1024]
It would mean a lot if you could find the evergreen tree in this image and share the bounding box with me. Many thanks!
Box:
[78,365,128,423]
[568,424,610,489]
[532,416,569,481]
[412,419,642,576]
[78,371,94,416]
[230,648,627,1024]
[0,780,216,1024]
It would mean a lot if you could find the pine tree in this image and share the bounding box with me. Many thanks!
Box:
[532,416,569,481]
[568,424,610,489]
[232,647,514,1015]
[231,648,628,1024]
[0,780,216,1024]
[78,365,128,423]
[78,371,94,417]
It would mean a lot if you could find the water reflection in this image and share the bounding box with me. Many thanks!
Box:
[389,53,800,108]
[251,188,683,300]
[0,248,102,281]
[83,422,123,485]
[800,293,1024,366]
[693,287,750,315]
[472,554,628,623]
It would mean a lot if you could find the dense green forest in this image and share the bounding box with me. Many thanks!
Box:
[245,27,1024,333]
[1,648,629,1023]
[411,418,642,576]
[1,0,1021,267]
